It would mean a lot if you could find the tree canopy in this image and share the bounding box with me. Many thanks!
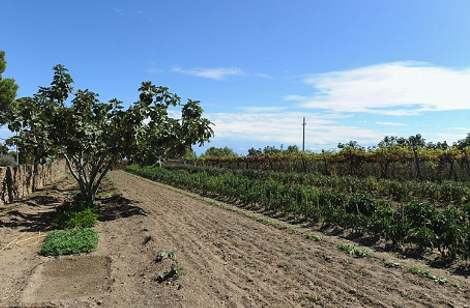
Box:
[5,65,213,203]
[0,50,19,124]
[202,146,238,158]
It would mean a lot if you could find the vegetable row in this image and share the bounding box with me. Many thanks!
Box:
[127,164,470,260]
[165,164,470,204]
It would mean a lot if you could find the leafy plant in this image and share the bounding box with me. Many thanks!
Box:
[40,228,98,256]
[154,249,184,282]
[303,232,323,241]
[449,281,463,291]
[384,260,401,268]
[408,266,447,284]
[0,153,15,166]
[52,201,98,229]
[338,243,371,257]
[127,164,470,260]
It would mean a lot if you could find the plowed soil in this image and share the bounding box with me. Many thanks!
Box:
[0,170,469,307]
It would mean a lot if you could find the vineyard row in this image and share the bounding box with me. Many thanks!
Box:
[178,147,470,182]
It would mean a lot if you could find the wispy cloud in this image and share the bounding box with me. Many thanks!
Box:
[147,62,162,74]
[449,127,470,132]
[375,121,408,126]
[256,73,275,79]
[172,66,245,80]
[286,62,470,115]
[239,106,287,113]
[113,7,123,12]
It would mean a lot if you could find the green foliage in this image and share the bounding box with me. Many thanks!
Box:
[384,260,401,268]
[192,135,470,182]
[52,201,98,229]
[5,65,213,203]
[408,266,447,284]
[0,153,15,166]
[127,164,470,260]
[154,249,184,282]
[40,228,98,256]
[338,243,371,257]
[0,50,19,120]
[202,146,238,158]
[449,281,464,291]
[303,232,323,241]
[164,164,470,204]
[454,133,470,149]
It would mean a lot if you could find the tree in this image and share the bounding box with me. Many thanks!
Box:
[263,145,282,155]
[0,143,8,155]
[377,136,400,179]
[285,145,300,155]
[0,50,19,124]
[6,65,214,203]
[454,133,470,178]
[407,134,426,180]
[338,140,365,175]
[202,146,238,158]
[7,96,58,164]
[454,133,470,150]
[247,147,262,157]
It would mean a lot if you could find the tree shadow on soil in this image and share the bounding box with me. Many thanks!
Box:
[0,194,62,233]
[452,263,470,278]
[98,195,147,222]
[429,258,470,278]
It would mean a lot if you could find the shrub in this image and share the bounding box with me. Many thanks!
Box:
[53,201,99,229]
[40,228,98,256]
[0,153,15,167]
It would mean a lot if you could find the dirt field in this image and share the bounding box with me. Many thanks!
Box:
[0,170,469,308]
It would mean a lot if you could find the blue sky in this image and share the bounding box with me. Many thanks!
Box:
[2,0,470,154]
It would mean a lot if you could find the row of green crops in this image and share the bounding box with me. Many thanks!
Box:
[126,164,470,260]
[182,146,470,182]
[164,164,470,204]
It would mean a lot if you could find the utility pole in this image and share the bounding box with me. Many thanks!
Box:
[302,117,306,152]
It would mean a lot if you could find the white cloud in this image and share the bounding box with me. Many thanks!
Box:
[171,66,245,80]
[113,8,123,12]
[206,112,383,150]
[430,132,468,144]
[375,121,408,126]
[287,62,470,115]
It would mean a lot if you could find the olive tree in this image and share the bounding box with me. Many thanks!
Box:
[6,65,213,203]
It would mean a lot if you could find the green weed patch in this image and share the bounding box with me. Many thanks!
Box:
[40,228,98,256]
[53,201,98,229]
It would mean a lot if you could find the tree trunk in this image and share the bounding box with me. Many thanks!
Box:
[381,149,389,179]
[412,148,421,180]
[322,154,329,176]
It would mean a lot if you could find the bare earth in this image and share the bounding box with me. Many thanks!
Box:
[0,170,469,308]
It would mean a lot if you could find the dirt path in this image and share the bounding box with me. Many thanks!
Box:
[1,170,469,307]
